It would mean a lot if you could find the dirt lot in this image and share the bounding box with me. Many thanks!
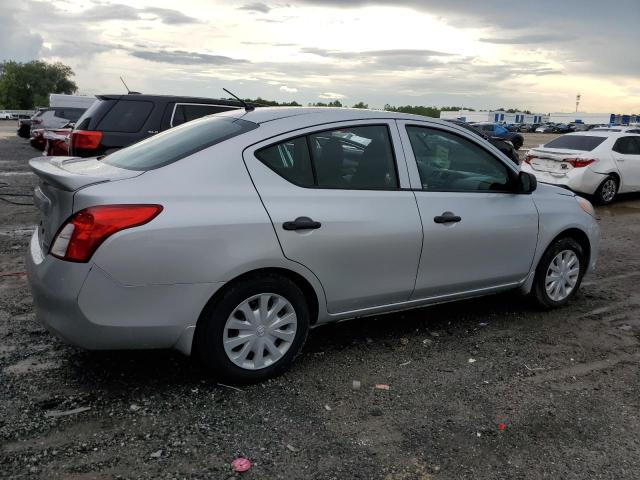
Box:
[1,122,639,479]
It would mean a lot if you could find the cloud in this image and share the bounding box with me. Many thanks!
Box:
[479,34,576,45]
[319,92,346,99]
[280,85,298,93]
[142,7,202,25]
[238,2,271,13]
[0,6,44,62]
[241,41,297,46]
[129,49,248,65]
[301,47,452,60]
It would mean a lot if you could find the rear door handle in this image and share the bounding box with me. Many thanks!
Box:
[434,212,461,224]
[283,216,322,231]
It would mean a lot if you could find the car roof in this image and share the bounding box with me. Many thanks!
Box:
[556,131,638,138]
[96,94,244,107]
[216,106,462,127]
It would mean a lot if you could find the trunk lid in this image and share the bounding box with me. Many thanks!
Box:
[526,148,591,174]
[29,156,143,250]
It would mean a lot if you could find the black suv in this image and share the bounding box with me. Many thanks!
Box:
[69,94,244,157]
[445,119,521,165]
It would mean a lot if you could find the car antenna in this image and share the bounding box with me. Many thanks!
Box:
[223,88,254,112]
[120,76,141,95]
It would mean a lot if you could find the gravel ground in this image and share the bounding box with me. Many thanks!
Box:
[1,122,639,479]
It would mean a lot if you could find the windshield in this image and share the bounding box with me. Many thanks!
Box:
[102,116,258,171]
[544,135,606,151]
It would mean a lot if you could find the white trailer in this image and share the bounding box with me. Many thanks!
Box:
[49,94,96,109]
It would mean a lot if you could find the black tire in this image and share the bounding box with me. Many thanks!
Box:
[531,237,586,309]
[194,273,310,383]
[593,175,618,205]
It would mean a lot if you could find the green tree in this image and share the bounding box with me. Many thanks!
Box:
[0,60,78,109]
[352,101,368,109]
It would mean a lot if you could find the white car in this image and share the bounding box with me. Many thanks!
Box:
[522,131,640,204]
[0,110,12,120]
[591,126,640,134]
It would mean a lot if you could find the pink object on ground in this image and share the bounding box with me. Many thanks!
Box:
[231,457,252,472]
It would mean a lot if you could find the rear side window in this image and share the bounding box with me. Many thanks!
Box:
[544,135,606,151]
[102,116,258,171]
[171,104,237,127]
[613,137,640,155]
[97,100,154,133]
[255,125,398,190]
[54,108,85,121]
[75,99,109,130]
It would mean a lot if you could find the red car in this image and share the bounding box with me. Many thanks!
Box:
[43,128,71,156]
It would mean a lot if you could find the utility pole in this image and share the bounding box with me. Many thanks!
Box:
[575,93,581,113]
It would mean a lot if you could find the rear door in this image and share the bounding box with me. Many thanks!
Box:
[397,121,538,298]
[612,136,640,190]
[244,120,423,313]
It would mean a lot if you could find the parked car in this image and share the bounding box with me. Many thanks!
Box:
[573,123,591,132]
[0,110,12,120]
[69,94,245,157]
[17,118,32,138]
[43,125,73,157]
[522,131,640,204]
[27,107,600,382]
[29,129,46,151]
[536,124,556,133]
[554,123,573,134]
[445,119,520,164]
[591,126,640,133]
[30,107,86,134]
[472,122,524,149]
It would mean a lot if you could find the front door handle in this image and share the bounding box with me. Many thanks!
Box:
[434,212,462,224]
[283,216,322,231]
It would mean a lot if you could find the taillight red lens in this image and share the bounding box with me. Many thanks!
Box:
[524,154,535,164]
[70,130,103,150]
[51,205,163,262]
[564,158,595,168]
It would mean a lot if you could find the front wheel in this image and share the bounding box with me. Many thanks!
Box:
[195,274,310,383]
[593,175,618,205]
[531,237,585,309]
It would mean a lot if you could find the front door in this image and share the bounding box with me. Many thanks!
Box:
[244,121,423,313]
[612,136,640,191]
[397,121,539,299]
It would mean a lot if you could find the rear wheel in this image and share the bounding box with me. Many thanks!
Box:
[593,175,618,205]
[532,237,585,309]
[195,273,310,383]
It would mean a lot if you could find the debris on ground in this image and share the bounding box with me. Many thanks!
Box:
[324,404,332,411]
[399,360,412,366]
[498,423,506,431]
[375,384,390,390]
[231,457,252,472]
[422,339,433,347]
[150,450,163,458]
[479,322,489,327]
[286,444,300,452]
[44,406,91,418]
[129,404,141,412]
[352,380,361,390]
[468,358,477,364]
[400,337,409,346]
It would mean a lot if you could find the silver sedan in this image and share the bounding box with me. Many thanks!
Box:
[27,107,600,382]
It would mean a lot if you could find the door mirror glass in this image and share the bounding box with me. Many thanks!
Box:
[517,171,537,193]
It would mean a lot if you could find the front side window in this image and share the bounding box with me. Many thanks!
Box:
[406,126,512,192]
[495,125,508,135]
[256,125,399,190]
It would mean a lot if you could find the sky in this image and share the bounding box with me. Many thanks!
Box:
[1,0,638,113]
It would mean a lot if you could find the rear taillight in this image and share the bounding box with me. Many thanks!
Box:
[564,158,596,168]
[51,205,163,262]
[32,118,42,125]
[70,130,103,150]
[524,154,535,164]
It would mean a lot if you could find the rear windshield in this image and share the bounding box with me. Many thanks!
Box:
[544,135,607,151]
[102,116,258,171]
[75,100,108,130]
[97,100,154,133]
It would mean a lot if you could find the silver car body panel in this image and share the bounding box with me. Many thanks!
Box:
[25,108,601,356]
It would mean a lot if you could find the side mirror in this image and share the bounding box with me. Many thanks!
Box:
[517,171,537,193]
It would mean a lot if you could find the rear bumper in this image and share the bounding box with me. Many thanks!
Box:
[522,164,606,196]
[26,230,221,355]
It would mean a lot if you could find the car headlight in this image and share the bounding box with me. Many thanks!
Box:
[576,196,598,219]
